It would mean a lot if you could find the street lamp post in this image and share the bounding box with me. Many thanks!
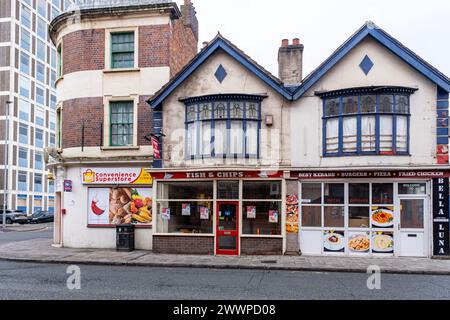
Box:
[2,100,12,229]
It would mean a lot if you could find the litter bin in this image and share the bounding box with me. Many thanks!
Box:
[116,224,135,252]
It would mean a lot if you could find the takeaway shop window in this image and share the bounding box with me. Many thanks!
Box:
[242,181,282,236]
[156,182,214,234]
[157,182,213,200]
[185,98,261,159]
[372,183,393,204]
[323,92,410,156]
[398,183,426,195]
[243,181,281,200]
[217,181,239,199]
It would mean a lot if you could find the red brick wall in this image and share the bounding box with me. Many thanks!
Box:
[62,29,105,75]
[169,19,198,77]
[138,24,170,68]
[240,237,283,255]
[61,97,104,149]
[138,95,153,146]
[153,235,214,255]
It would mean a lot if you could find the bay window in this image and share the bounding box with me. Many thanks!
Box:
[184,95,262,159]
[321,88,414,156]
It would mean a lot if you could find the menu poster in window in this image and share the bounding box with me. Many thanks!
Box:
[323,231,345,253]
[372,232,394,254]
[161,208,171,220]
[200,206,209,220]
[371,206,394,228]
[247,206,256,219]
[182,203,191,216]
[88,188,153,226]
[269,210,279,223]
[348,232,370,254]
[88,188,110,225]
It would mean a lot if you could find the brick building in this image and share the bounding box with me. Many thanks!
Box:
[48,0,198,248]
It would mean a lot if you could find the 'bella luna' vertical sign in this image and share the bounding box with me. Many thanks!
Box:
[433,178,450,256]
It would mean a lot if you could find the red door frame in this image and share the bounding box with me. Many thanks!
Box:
[216,201,239,256]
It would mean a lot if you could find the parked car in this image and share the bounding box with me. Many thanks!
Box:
[28,210,54,224]
[0,210,28,224]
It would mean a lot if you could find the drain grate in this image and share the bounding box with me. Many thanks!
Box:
[261,260,278,264]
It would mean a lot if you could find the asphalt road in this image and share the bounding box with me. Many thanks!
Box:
[0,223,53,245]
[0,260,449,300]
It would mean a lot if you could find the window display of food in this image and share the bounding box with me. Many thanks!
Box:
[286,194,299,233]
[323,231,345,252]
[372,232,394,253]
[348,233,370,253]
[371,207,394,228]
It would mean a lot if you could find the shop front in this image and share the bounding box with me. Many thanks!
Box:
[289,170,450,258]
[150,170,285,256]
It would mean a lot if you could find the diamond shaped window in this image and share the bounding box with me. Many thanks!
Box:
[359,55,374,75]
[214,64,227,83]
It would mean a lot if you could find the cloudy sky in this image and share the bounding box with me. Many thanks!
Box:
[175,0,450,78]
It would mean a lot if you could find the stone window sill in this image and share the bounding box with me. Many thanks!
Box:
[101,146,140,151]
[103,68,140,74]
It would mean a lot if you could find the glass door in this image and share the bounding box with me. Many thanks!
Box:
[216,202,239,255]
[398,198,427,257]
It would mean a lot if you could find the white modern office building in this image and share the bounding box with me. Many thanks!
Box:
[1,0,74,215]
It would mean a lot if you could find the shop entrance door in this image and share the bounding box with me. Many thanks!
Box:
[398,197,428,257]
[216,202,239,256]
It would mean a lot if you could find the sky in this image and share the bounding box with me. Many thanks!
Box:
[175,0,450,78]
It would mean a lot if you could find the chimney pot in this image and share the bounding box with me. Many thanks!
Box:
[293,38,300,45]
[281,39,289,47]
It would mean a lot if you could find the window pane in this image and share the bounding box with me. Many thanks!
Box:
[110,102,133,146]
[200,121,211,156]
[230,121,243,154]
[361,116,376,152]
[349,207,370,228]
[157,182,213,200]
[349,183,369,204]
[19,75,30,98]
[246,102,259,119]
[400,199,424,229]
[379,95,393,113]
[230,102,244,118]
[187,122,197,157]
[246,121,258,156]
[396,116,408,152]
[343,116,357,153]
[20,52,30,74]
[21,6,31,29]
[361,95,376,113]
[19,147,28,168]
[217,181,239,199]
[301,183,321,204]
[242,202,281,235]
[37,17,46,40]
[21,29,30,52]
[396,95,409,114]
[324,183,344,204]
[37,39,46,62]
[398,183,426,195]
[324,206,345,228]
[112,52,134,69]
[199,103,212,120]
[156,201,213,234]
[214,102,227,119]
[380,115,393,152]
[325,118,339,153]
[243,181,281,200]
[325,98,339,116]
[19,99,29,121]
[372,183,393,204]
[36,62,45,83]
[342,96,358,114]
[301,206,321,227]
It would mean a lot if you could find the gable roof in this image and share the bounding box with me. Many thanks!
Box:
[293,21,450,99]
[149,22,450,108]
[149,33,292,108]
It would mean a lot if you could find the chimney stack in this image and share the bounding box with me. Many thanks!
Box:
[181,0,199,41]
[278,38,304,85]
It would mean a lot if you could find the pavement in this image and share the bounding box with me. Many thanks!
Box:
[0,238,449,275]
